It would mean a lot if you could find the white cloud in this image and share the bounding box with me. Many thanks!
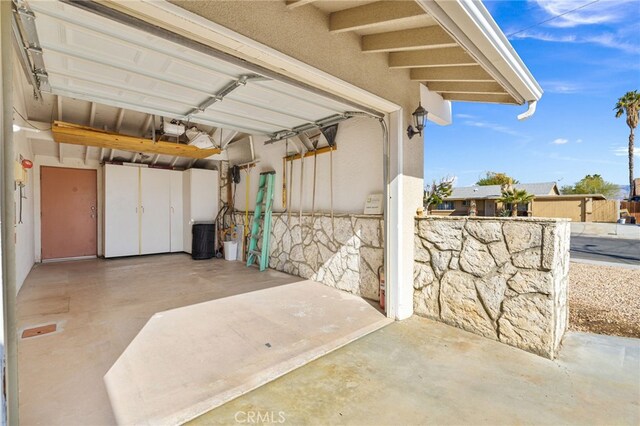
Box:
[531,0,633,28]
[552,138,569,145]
[511,31,576,43]
[540,80,581,94]
[612,146,640,156]
[455,113,476,119]
[463,120,521,137]
[512,30,640,54]
[576,139,583,143]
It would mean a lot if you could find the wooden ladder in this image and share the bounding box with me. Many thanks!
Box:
[246,171,276,271]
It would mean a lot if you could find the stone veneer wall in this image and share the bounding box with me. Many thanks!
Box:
[233,212,383,300]
[414,216,570,358]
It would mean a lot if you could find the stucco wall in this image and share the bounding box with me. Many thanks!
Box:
[233,116,383,214]
[414,216,570,358]
[234,212,383,301]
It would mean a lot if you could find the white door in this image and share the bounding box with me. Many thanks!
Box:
[104,165,139,257]
[169,170,183,252]
[140,168,171,254]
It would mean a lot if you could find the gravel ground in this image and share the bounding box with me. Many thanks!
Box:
[569,262,640,338]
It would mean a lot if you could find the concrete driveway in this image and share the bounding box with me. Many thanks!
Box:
[571,236,640,265]
[190,317,639,425]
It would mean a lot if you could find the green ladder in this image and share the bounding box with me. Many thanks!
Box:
[247,171,276,271]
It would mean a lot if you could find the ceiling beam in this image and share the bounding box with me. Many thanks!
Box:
[88,102,96,127]
[442,93,517,104]
[410,66,494,82]
[52,121,222,159]
[140,114,153,137]
[329,1,425,33]
[426,82,507,95]
[389,47,475,68]
[361,26,456,53]
[212,128,239,149]
[56,95,62,121]
[285,0,317,9]
[115,108,125,132]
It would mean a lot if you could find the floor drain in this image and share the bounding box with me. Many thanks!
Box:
[22,324,57,339]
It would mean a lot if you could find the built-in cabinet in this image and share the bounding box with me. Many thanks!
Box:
[104,164,217,258]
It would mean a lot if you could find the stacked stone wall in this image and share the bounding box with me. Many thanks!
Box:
[414,216,570,358]
[234,212,383,300]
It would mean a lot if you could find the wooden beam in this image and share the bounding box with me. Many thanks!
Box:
[329,1,425,33]
[285,0,317,9]
[284,145,336,162]
[389,47,475,68]
[426,82,507,95]
[362,26,456,53]
[442,93,518,104]
[88,102,96,127]
[52,121,222,159]
[115,108,125,132]
[410,66,494,82]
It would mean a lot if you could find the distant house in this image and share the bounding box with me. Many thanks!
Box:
[434,182,560,216]
[432,182,614,222]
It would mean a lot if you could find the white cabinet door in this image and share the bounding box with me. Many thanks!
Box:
[140,168,171,254]
[189,169,219,221]
[169,170,183,252]
[104,165,139,257]
[182,169,219,254]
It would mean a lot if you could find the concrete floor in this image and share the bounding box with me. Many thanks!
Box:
[192,317,640,426]
[17,254,387,425]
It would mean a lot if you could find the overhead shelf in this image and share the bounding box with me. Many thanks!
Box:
[51,121,221,159]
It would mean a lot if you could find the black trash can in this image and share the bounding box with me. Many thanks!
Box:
[192,223,215,260]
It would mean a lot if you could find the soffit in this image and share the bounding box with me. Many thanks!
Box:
[292,0,520,104]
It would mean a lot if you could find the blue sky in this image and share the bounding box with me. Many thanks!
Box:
[424,0,640,189]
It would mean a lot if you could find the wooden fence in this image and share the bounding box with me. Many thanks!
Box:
[621,201,640,222]
[591,200,619,222]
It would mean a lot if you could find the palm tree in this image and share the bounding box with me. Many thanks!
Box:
[615,91,640,198]
[498,184,534,217]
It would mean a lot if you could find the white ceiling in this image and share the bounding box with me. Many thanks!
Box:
[27,0,364,136]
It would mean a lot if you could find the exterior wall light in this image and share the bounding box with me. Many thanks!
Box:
[407,102,427,139]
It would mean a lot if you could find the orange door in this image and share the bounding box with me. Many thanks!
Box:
[41,167,97,260]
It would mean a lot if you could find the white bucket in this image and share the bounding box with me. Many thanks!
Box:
[223,241,238,261]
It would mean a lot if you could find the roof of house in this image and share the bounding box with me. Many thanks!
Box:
[446,182,559,200]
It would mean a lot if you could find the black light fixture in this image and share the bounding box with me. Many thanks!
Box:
[407,102,428,139]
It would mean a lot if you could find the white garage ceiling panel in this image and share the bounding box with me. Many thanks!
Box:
[26,1,366,136]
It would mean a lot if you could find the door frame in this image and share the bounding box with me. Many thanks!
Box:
[33,160,104,262]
